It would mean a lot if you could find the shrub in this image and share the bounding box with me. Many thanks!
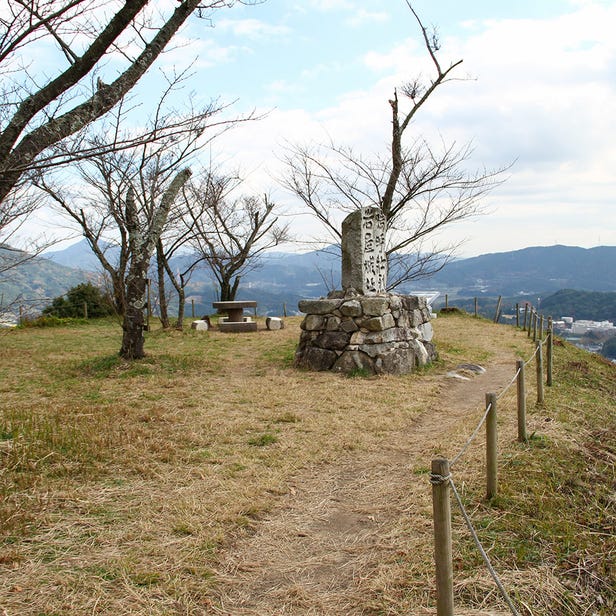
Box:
[43,283,115,319]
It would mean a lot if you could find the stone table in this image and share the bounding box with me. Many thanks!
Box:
[212,300,258,332]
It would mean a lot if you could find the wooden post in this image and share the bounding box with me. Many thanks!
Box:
[523,305,528,331]
[539,314,544,339]
[19,305,23,326]
[431,457,454,616]
[283,302,287,317]
[83,301,88,319]
[516,360,527,442]
[493,296,502,323]
[191,299,195,318]
[527,309,532,337]
[486,393,498,500]
[532,311,538,342]
[536,341,544,405]
[445,294,449,310]
[547,317,553,387]
[474,297,478,318]
[516,303,520,328]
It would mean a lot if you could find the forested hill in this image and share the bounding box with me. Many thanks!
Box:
[539,289,616,323]
[426,245,616,295]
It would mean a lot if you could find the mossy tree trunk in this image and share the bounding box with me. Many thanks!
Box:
[120,168,191,360]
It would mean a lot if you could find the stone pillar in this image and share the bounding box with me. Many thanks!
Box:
[341,207,387,295]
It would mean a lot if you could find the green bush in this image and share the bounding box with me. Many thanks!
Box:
[43,283,114,319]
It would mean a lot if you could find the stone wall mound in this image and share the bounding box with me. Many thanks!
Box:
[295,290,436,375]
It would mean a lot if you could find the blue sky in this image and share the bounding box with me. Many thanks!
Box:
[35,0,616,257]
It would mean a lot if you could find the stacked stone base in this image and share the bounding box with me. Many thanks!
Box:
[295,290,436,375]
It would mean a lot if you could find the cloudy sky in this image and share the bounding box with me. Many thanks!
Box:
[184,0,616,257]
[33,0,616,257]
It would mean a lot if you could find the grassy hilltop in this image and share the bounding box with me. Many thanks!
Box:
[0,313,614,615]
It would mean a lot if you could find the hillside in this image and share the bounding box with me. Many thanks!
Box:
[0,245,93,314]
[1,314,614,614]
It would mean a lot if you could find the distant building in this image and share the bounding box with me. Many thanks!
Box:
[567,319,616,336]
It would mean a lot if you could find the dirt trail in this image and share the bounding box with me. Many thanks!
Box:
[211,351,518,615]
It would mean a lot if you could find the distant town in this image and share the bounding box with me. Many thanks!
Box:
[553,317,616,356]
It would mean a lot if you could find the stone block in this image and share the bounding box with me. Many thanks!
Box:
[298,298,341,315]
[340,300,362,317]
[361,296,390,316]
[389,294,402,311]
[340,318,359,333]
[363,313,395,331]
[191,320,209,331]
[418,321,434,342]
[326,316,341,331]
[350,331,366,345]
[410,339,430,366]
[302,314,325,331]
[265,317,284,330]
[363,328,401,345]
[402,296,421,311]
[379,347,415,375]
[295,346,338,371]
[359,342,393,358]
[332,350,374,373]
[315,330,350,351]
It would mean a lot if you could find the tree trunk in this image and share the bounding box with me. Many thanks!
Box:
[230,276,240,301]
[220,275,241,302]
[175,286,185,331]
[156,240,170,329]
[120,259,148,359]
[119,168,191,360]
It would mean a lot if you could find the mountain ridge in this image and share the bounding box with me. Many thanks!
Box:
[2,242,615,319]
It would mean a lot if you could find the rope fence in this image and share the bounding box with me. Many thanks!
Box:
[429,315,555,615]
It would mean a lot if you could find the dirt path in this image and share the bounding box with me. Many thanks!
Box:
[211,352,518,615]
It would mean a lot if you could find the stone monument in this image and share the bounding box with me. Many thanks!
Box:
[295,206,436,375]
[341,206,387,295]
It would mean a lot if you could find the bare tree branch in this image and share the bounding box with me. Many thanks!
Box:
[282,2,508,288]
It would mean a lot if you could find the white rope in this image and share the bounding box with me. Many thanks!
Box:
[524,344,539,367]
[449,477,522,616]
[496,367,521,400]
[450,402,492,469]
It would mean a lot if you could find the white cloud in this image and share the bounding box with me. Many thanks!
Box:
[345,9,389,28]
[213,1,616,255]
[215,18,291,39]
[306,0,353,11]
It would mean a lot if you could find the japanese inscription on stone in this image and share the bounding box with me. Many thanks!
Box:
[341,206,387,295]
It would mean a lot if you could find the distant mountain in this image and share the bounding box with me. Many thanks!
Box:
[45,239,115,271]
[424,245,616,295]
[3,242,615,320]
[0,245,94,317]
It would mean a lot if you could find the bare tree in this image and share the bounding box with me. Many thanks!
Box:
[281,2,506,289]
[0,0,257,233]
[33,78,245,357]
[120,170,191,359]
[186,174,291,302]
[33,84,222,313]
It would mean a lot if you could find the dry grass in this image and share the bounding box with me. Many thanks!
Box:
[0,312,614,615]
